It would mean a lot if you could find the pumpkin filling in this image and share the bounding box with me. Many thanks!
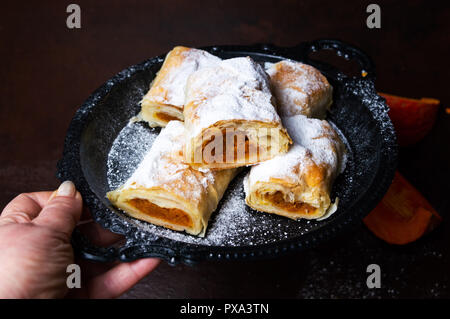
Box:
[127,198,192,227]
[263,191,317,214]
[155,112,179,123]
[203,130,260,164]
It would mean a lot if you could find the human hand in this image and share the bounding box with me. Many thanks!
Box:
[0,181,159,299]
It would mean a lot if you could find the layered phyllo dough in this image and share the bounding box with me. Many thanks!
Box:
[107,121,238,236]
[244,115,346,220]
[266,60,333,119]
[108,45,347,235]
[183,56,292,170]
[140,46,221,127]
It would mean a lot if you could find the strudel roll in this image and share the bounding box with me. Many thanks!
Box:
[266,60,333,119]
[244,115,346,220]
[107,121,238,236]
[140,46,221,127]
[184,56,292,170]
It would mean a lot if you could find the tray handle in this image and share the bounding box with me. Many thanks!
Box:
[71,228,119,262]
[71,227,186,265]
[290,39,376,81]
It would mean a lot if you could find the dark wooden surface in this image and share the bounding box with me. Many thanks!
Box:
[1,0,449,298]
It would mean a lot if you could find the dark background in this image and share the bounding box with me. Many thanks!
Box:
[1,0,449,298]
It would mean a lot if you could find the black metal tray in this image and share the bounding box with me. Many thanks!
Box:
[57,39,397,265]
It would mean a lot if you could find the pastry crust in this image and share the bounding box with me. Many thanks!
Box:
[265,60,333,119]
[107,121,238,236]
[244,115,346,220]
[184,57,292,170]
[140,46,221,127]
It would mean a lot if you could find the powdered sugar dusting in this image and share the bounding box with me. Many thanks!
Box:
[247,144,310,184]
[105,120,352,246]
[265,60,332,118]
[185,57,282,138]
[127,172,321,246]
[248,115,346,186]
[283,115,346,173]
[107,121,157,190]
[102,54,363,247]
[113,121,216,201]
[141,47,221,108]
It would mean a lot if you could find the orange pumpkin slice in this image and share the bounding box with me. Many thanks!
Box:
[379,93,440,146]
[363,171,441,245]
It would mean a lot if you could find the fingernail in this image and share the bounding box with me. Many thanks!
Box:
[47,190,57,203]
[56,181,76,197]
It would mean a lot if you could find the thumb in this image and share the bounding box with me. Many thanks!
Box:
[33,181,83,238]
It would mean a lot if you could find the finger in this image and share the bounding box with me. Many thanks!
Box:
[76,258,119,279]
[76,221,124,247]
[0,191,53,221]
[33,181,83,237]
[88,258,160,299]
